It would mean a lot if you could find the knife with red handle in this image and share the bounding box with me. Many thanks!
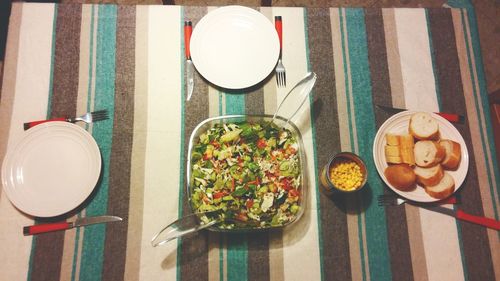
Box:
[184,20,194,101]
[23,215,122,235]
[24,117,68,130]
[376,104,465,124]
[420,205,500,230]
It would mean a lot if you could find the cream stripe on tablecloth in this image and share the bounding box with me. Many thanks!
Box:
[452,10,500,281]
[0,4,55,281]
[269,7,322,281]
[261,7,284,281]
[382,9,429,281]
[137,6,182,281]
[124,5,149,281]
[394,9,465,281]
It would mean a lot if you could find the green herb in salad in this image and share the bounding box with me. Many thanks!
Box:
[190,121,302,229]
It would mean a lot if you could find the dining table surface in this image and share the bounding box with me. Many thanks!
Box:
[0,2,499,281]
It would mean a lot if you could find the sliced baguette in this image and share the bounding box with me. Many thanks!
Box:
[409,112,439,140]
[385,133,400,146]
[424,172,455,199]
[414,140,446,167]
[399,134,415,166]
[386,156,402,164]
[384,145,400,157]
[439,139,461,170]
[414,165,444,186]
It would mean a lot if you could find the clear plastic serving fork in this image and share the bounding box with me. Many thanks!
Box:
[24,110,109,130]
[275,16,286,87]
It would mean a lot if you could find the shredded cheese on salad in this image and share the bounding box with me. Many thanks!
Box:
[190,121,302,229]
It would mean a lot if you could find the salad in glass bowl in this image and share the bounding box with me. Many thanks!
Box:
[187,115,307,231]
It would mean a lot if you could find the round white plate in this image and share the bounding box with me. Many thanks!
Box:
[190,6,280,89]
[1,122,101,217]
[373,111,469,202]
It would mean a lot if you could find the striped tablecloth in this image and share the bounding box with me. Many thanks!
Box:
[1,3,498,281]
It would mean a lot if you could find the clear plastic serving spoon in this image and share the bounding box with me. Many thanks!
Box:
[151,72,317,247]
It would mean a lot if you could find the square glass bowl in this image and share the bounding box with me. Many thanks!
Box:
[186,115,307,232]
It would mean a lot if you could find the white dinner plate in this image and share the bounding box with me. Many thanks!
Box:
[1,122,101,217]
[190,6,280,89]
[373,111,469,202]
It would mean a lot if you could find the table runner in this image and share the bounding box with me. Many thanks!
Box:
[0,3,498,281]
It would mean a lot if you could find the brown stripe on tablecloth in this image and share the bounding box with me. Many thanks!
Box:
[179,6,211,281]
[245,87,265,115]
[0,3,22,161]
[101,6,136,281]
[245,88,271,280]
[427,9,496,281]
[30,4,82,281]
[365,9,417,281]
[381,9,405,107]
[307,8,351,281]
[48,4,82,118]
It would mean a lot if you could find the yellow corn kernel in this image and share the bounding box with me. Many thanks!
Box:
[328,159,363,191]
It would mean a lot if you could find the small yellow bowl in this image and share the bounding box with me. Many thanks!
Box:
[320,152,368,194]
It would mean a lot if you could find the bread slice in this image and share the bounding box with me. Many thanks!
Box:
[409,112,439,140]
[386,156,402,164]
[424,172,455,199]
[414,165,444,186]
[385,145,400,157]
[385,133,400,146]
[384,164,416,191]
[414,140,446,167]
[399,134,415,166]
[439,139,461,170]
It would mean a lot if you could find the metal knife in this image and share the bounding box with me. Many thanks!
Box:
[418,205,500,230]
[184,20,194,101]
[376,104,465,124]
[23,215,123,236]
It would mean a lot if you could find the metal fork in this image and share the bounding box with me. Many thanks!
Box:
[378,194,459,207]
[275,16,286,87]
[377,194,407,206]
[24,110,109,130]
[70,110,109,124]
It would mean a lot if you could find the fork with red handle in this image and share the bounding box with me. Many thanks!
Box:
[24,110,109,130]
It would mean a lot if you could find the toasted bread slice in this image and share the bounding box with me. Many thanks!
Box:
[385,133,400,146]
[399,134,415,165]
[414,165,444,186]
[439,139,461,170]
[425,172,455,199]
[384,164,416,191]
[385,145,400,157]
[409,112,439,140]
[414,140,446,167]
[386,156,402,164]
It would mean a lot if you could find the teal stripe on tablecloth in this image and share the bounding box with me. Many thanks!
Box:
[424,9,442,109]
[340,9,368,281]
[344,8,391,281]
[27,4,58,280]
[177,6,186,281]
[79,5,117,281]
[225,92,248,281]
[225,93,247,281]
